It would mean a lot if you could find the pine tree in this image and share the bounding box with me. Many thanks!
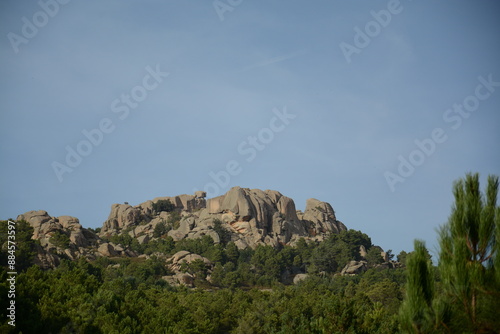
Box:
[399,240,436,333]
[437,173,500,332]
[400,173,500,333]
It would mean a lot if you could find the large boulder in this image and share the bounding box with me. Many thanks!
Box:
[299,198,346,237]
[199,187,308,248]
[98,243,118,257]
[101,204,142,234]
[341,260,368,275]
[167,251,212,273]
[293,273,309,284]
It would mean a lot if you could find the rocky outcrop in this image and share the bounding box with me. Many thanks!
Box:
[14,187,349,269]
[298,198,347,237]
[98,187,347,250]
[166,250,212,273]
[17,210,100,249]
[17,210,101,268]
[293,273,309,284]
[100,194,206,236]
[162,273,195,287]
[16,210,141,268]
[98,243,118,257]
[359,245,367,258]
[100,204,143,235]
[192,187,347,249]
[341,260,368,275]
[161,251,212,287]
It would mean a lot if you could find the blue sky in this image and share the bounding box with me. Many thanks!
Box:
[1,0,499,256]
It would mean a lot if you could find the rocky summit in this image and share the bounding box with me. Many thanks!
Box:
[17,186,347,268]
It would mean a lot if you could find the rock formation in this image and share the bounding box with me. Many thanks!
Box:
[14,187,350,268]
[16,210,138,269]
[161,251,213,287]
[341,260,368,275]
[98,187,347,249]
[16,210,101,268]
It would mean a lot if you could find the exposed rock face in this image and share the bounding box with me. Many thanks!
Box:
[100,194,206,236]
[17,210,101,269]
[101,204,143,235]
[341,260,368,275]
[14,187,349,269]
[359,245,367,258]
[166,250,212,273]
[162,273,195,287]
[98,243,118,257]
[161,251,213,287]
[98,187,347,249]
[298,198,347,236]
[293,273,309,284]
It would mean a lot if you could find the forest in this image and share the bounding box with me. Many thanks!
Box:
[0,173,499,333]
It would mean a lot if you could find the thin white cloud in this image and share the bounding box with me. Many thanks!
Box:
[237,49,307,72]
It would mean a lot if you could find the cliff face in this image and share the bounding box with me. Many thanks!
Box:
[99,186,347,249]
[17,187,347,268]
[16,210,100,269]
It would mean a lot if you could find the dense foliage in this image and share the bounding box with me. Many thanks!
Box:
[0,258,405,334]
[400,173,500,333]
[0,223,406,333]
[152,200,175,213]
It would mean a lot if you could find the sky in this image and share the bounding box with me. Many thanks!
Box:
[1,0,499,257]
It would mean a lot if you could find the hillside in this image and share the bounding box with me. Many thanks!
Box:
[3,175,499,333]
[2,186,406,332]
[12,186,396,276]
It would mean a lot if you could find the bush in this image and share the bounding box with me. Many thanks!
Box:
[49,231,70,249]
[213,219,231,245]
[167,211,182,230]
[152,199,175,213]
[366,247,384,266]
[153,220,170,238]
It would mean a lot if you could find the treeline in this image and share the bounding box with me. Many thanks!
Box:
[0,254,404,333]
[0,221,406,333]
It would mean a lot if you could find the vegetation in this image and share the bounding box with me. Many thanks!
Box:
[0,220,37,272]
[167,211,182,230]
[152,199,175,213]
[0,256,404,333]
[400,173,500,333]
[153,220,170,238]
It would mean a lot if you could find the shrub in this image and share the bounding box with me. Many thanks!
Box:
[153,220,170,238]
[152,199,175,213]
[49,231,70,249]
[167,211,182,230]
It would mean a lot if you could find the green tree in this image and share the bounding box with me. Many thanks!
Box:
[397,250,409,266]
[366,247,384,266]
[400,173,500,333]
[49,230,70,249]
[152,199,175,213]
[399,240,436,333]
[110,232,133,248]
[437,173,500,332]
[153,220,170,238]
[225,242,240,264]
[167,211,182,230]
[0,220,37,271]
[213,219,231,245]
